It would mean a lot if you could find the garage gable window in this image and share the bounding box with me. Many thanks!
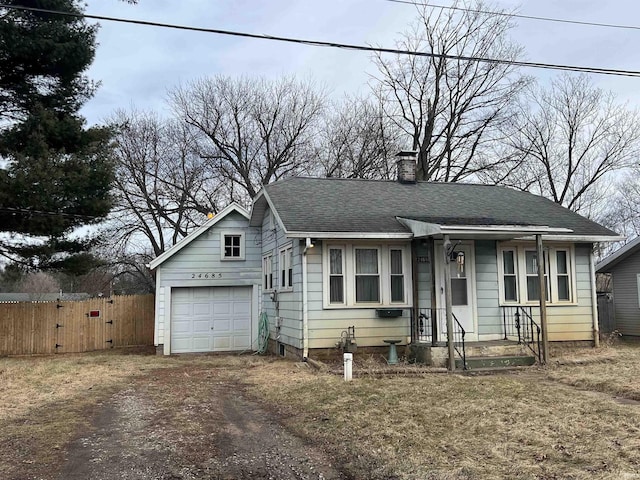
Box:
[220,231,245,260]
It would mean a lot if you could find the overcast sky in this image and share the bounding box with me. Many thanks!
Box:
[81,0,640,126]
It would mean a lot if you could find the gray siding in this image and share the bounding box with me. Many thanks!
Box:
[443,241,596,341]
[483,241,595,341]
[261,207,303,349]
[475,240,501,336]
[546,243,595,341]
[155,211,261,346]
[306,240,412,349]
[609,250,640,336]
[415,241,432,312]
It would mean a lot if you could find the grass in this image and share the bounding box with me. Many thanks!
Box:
[241,346,640,479]
[0,349,267,478]
[2,345,640,479]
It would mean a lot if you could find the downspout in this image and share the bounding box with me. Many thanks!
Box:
[302,237,312,359]
[589,247,600,347]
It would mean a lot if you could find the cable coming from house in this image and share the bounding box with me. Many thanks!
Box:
[383,0,640,31]
[2,4,640,77]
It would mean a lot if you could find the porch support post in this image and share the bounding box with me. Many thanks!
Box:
[443,234,455,371]
[430,238,438,347]
[411,239,419,344]
[536,234,549,364]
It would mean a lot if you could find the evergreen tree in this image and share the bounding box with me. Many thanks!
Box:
[0,0,114,272]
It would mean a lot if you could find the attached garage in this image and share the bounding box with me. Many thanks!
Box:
[149,204,262,355]
[171,287,252,353]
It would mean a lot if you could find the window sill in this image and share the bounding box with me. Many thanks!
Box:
[221,257,245,261]
[499,301,579,307]
[323,303,412,310]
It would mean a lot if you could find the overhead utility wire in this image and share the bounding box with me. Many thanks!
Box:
[384,0,640,31]
[0,207,101,221]
[3,4,640,78]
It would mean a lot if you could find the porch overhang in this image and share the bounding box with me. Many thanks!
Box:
[396,217,573,240]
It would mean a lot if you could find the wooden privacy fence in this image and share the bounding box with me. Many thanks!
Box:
[0,294,155,356]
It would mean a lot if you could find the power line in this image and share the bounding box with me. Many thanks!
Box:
[2,4,640,78]
[384,0,640,31]
[0,207,102,221]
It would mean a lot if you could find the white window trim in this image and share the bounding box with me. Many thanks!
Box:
[497,242,577,306]
[389,247,407,304]
[279,243,293,291]
[322,242,412,308]
[499,247,519,303]
[262,253,273,291]
[327,245,346,306]
[354,246,382,304]
[220,230,245,261]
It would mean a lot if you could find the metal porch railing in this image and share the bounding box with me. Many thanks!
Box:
[452,313,467,370]
[501,306,543,363]
[415,308,466,369]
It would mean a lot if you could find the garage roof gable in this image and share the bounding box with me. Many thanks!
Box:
[148,203,250,270]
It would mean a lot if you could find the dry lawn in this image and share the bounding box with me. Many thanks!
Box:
[241,345,640,480]
[2,344,640,479]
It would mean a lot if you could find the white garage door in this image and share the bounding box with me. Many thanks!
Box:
[170,286,252,353]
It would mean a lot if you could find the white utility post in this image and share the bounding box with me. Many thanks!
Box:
[343,353,353,381]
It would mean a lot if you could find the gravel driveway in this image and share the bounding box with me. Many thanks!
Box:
[50,366,347,480]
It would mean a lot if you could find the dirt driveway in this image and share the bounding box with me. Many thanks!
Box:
[14,364,347,480]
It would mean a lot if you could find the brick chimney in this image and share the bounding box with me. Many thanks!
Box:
[396,151,417,184]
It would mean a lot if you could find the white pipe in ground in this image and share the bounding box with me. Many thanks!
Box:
[344,353,353,381]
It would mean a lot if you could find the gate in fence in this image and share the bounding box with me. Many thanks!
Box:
[0,295,154,356]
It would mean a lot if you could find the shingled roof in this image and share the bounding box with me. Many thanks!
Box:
[257,177,617,238]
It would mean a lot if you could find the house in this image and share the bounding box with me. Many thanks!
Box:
[596,237,640,337]
[150,152,620,366]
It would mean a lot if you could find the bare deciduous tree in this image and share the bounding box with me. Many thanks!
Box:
[106,109,221,258]
[601,171,640,240]
[315,95,402,179]
[18,272,60,300]
[371,0,527,182]
[490,73,640,217]
[169,75,325,202]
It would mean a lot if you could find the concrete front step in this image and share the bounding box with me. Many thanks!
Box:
[454,355,536,370]
[464,343,531,358]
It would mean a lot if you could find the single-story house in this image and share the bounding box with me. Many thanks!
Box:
[596,237,640,337]
[149,152,620,365]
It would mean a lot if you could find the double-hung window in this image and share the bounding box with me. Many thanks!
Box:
[390,249,405,303]
[502,249,518,302]
[324,243,410,307]
[498,243,574,304]
[355,248,380,303]
[555,250,571,301]
[280,244,293,289]
[525,250,550,302]
[329,247,345,304]
[263,254,273,291]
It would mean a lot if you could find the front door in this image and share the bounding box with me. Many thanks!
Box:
[435,242,477,341]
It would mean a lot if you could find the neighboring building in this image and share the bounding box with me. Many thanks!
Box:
[0,293,91,302]
[150,153,621,362]
[596,237,640,337]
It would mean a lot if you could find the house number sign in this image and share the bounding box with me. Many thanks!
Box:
[190,273,223,279]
